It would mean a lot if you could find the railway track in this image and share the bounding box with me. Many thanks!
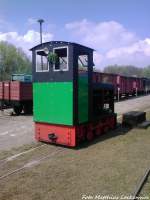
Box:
[132,168,150,199]
[0,144,46,167]
[0,145,66,181]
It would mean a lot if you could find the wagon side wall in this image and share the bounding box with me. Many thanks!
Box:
[10,81,32,101]
[4,81,10,100]
[0,82,4,100]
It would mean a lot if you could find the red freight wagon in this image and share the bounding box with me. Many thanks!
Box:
[0,82,4,100]
[0,80,32,115]
[133,77,139,95]
[95,73,126,99]
[120,75,126,95]
[93,71,148,100]
[125,77,144,96]
[3,81,10,100]
[93,72,147,99]
[10,81,32,101]
[125,77,135,96]
[136,77,144,94]
[115,75,126,97]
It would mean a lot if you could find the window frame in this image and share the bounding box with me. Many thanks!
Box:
[78,54,89,68]
[35,49,49,72]
[53,46,69,72]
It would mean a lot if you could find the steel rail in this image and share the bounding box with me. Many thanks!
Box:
[0,148,64,181]
[132,168,150,199]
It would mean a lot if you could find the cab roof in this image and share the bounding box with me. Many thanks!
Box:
[30,41,94,51]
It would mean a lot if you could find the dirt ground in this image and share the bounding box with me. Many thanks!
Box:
[115,94,150,115]
[0,110,35,151]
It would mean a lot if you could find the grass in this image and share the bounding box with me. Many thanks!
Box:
[0,112,150,199]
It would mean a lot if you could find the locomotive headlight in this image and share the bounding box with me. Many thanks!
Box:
[44,47,49,55]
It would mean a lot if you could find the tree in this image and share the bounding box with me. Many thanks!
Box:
[0,41,31,80]
[143,65,150,78]
[103,64,150,78]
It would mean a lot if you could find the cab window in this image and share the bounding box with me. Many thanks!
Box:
[36,50,49,72]
[53,47,68,71]
[78,54,88,69]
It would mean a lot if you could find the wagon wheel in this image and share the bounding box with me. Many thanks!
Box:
[13,105,23,115]
[23,104,33,114]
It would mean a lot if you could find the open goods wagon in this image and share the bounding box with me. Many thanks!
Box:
[93,72,149,100]
[0,74,33,115]
[93,72,126,98]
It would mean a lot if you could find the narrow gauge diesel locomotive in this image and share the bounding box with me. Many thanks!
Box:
[30,41,117,147]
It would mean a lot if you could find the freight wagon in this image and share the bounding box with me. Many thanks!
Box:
[93,72,126,99]
[142,78,150,94]
[0,74,33,115]
[93,72,150,100]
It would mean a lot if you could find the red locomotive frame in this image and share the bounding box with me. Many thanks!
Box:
[35,114,116,147]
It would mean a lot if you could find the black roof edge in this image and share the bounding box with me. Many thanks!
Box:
[29,41,94,51]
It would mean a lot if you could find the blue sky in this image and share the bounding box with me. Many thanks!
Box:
[0,0,150,68]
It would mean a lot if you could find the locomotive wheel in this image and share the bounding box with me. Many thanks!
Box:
[95,128,102,136]
[86,131,94,141]
[109,118,115,129]
[103,126,109,133]
[13,105,23,115]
